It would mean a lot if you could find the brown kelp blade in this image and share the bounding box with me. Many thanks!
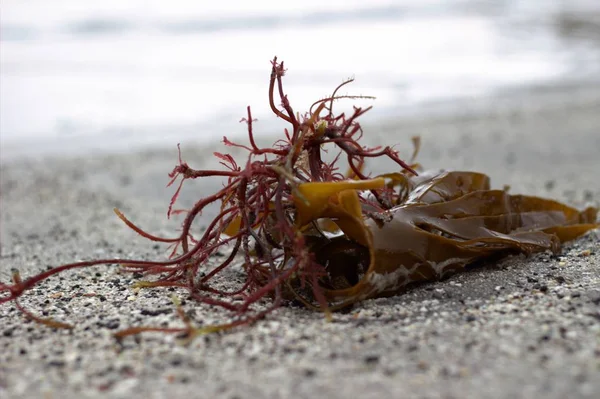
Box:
[300,171,598,307]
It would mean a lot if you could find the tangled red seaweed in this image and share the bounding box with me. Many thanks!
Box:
[0,57,416,337]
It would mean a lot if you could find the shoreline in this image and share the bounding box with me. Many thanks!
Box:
[1,82,599,398]
[2,77,600,163]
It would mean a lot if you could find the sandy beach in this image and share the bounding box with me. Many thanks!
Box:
[1,83,599,399]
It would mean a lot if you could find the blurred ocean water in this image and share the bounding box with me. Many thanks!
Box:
[1,0,600,155]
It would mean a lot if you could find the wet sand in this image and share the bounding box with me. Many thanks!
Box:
[1,83,599,399]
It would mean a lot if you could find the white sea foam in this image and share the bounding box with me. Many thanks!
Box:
[2,0,599,154]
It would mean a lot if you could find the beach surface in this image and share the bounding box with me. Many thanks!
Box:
[1,83,599,399]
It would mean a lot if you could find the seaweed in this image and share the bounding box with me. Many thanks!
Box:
[1,57,598,338]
